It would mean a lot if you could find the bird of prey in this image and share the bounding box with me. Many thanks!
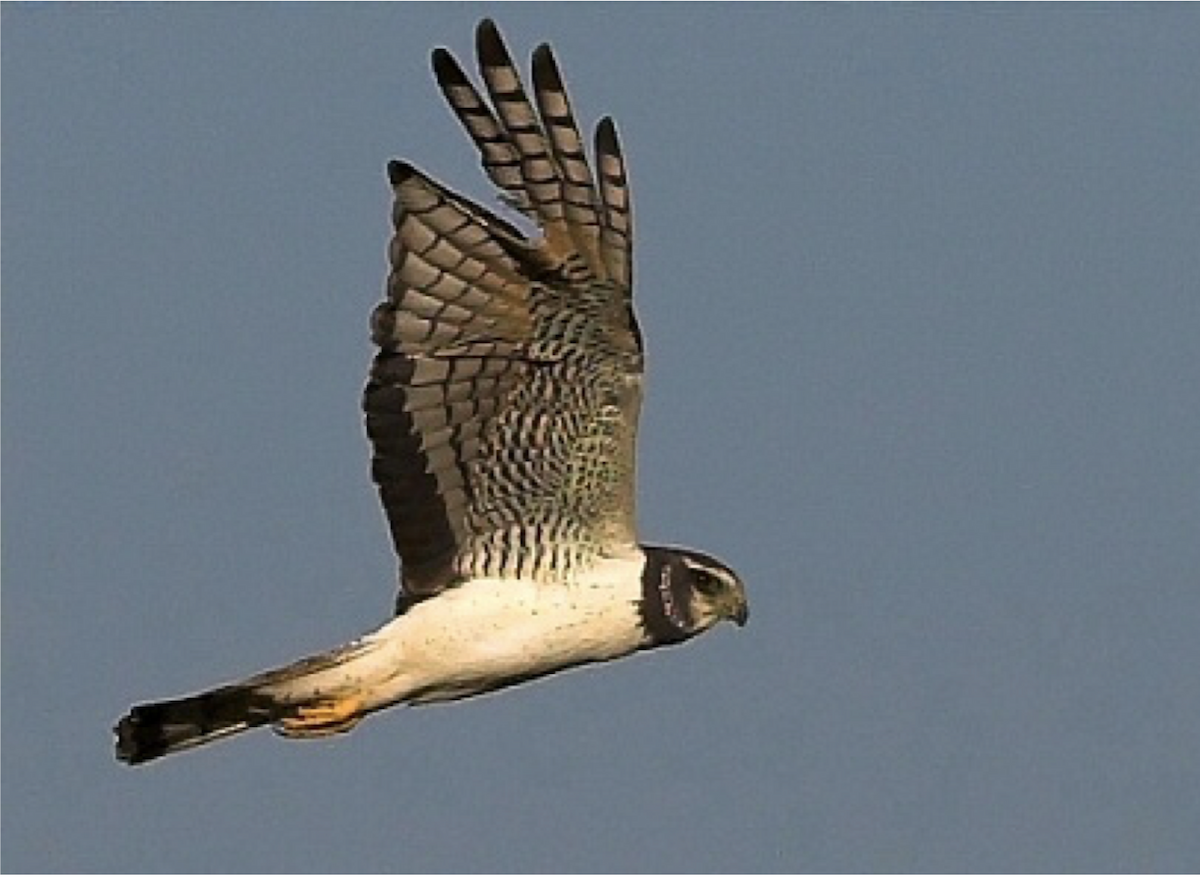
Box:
[115,19,747,766]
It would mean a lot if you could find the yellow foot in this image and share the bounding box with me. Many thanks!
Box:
[275,696,365,739]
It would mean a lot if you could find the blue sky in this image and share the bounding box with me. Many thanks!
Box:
[4,4,1199,872]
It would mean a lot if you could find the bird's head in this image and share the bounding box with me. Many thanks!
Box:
[639,546,748,645]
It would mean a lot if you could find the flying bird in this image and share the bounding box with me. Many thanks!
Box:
[115,19,747,766]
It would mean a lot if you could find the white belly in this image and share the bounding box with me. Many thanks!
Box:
[361,555,646,707]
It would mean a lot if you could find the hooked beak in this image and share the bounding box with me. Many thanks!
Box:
[726,586,749,627]
[732,599,749,627]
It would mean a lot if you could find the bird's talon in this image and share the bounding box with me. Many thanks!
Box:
[276,697,364,738]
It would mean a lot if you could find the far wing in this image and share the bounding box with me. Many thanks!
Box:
[364,20,641,611]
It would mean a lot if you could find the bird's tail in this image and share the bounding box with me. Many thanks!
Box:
[115,638,378,766]
[115,684,279,765]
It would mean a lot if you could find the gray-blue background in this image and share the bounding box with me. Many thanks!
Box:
[5,4,1199,872]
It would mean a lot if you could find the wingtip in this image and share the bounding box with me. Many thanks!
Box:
[596,117,622,155]
[475,17,509,68]
[387,159,416,187]
[531,42,563,92]
[531,42,555,67]
[431,46,466,85]
[476,17,499,42]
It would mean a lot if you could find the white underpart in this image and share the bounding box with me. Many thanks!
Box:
[279,552,648,712]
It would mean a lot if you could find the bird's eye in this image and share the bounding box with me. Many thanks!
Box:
[693,569,723,594]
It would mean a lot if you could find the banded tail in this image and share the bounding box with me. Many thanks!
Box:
[115,639,377,766]
[116,685,280,765]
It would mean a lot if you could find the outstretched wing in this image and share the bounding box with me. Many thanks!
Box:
[364,19,641,611]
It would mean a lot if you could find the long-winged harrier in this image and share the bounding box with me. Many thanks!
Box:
[115,19,746,766]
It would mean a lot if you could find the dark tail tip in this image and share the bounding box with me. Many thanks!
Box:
[115,687,276,766]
